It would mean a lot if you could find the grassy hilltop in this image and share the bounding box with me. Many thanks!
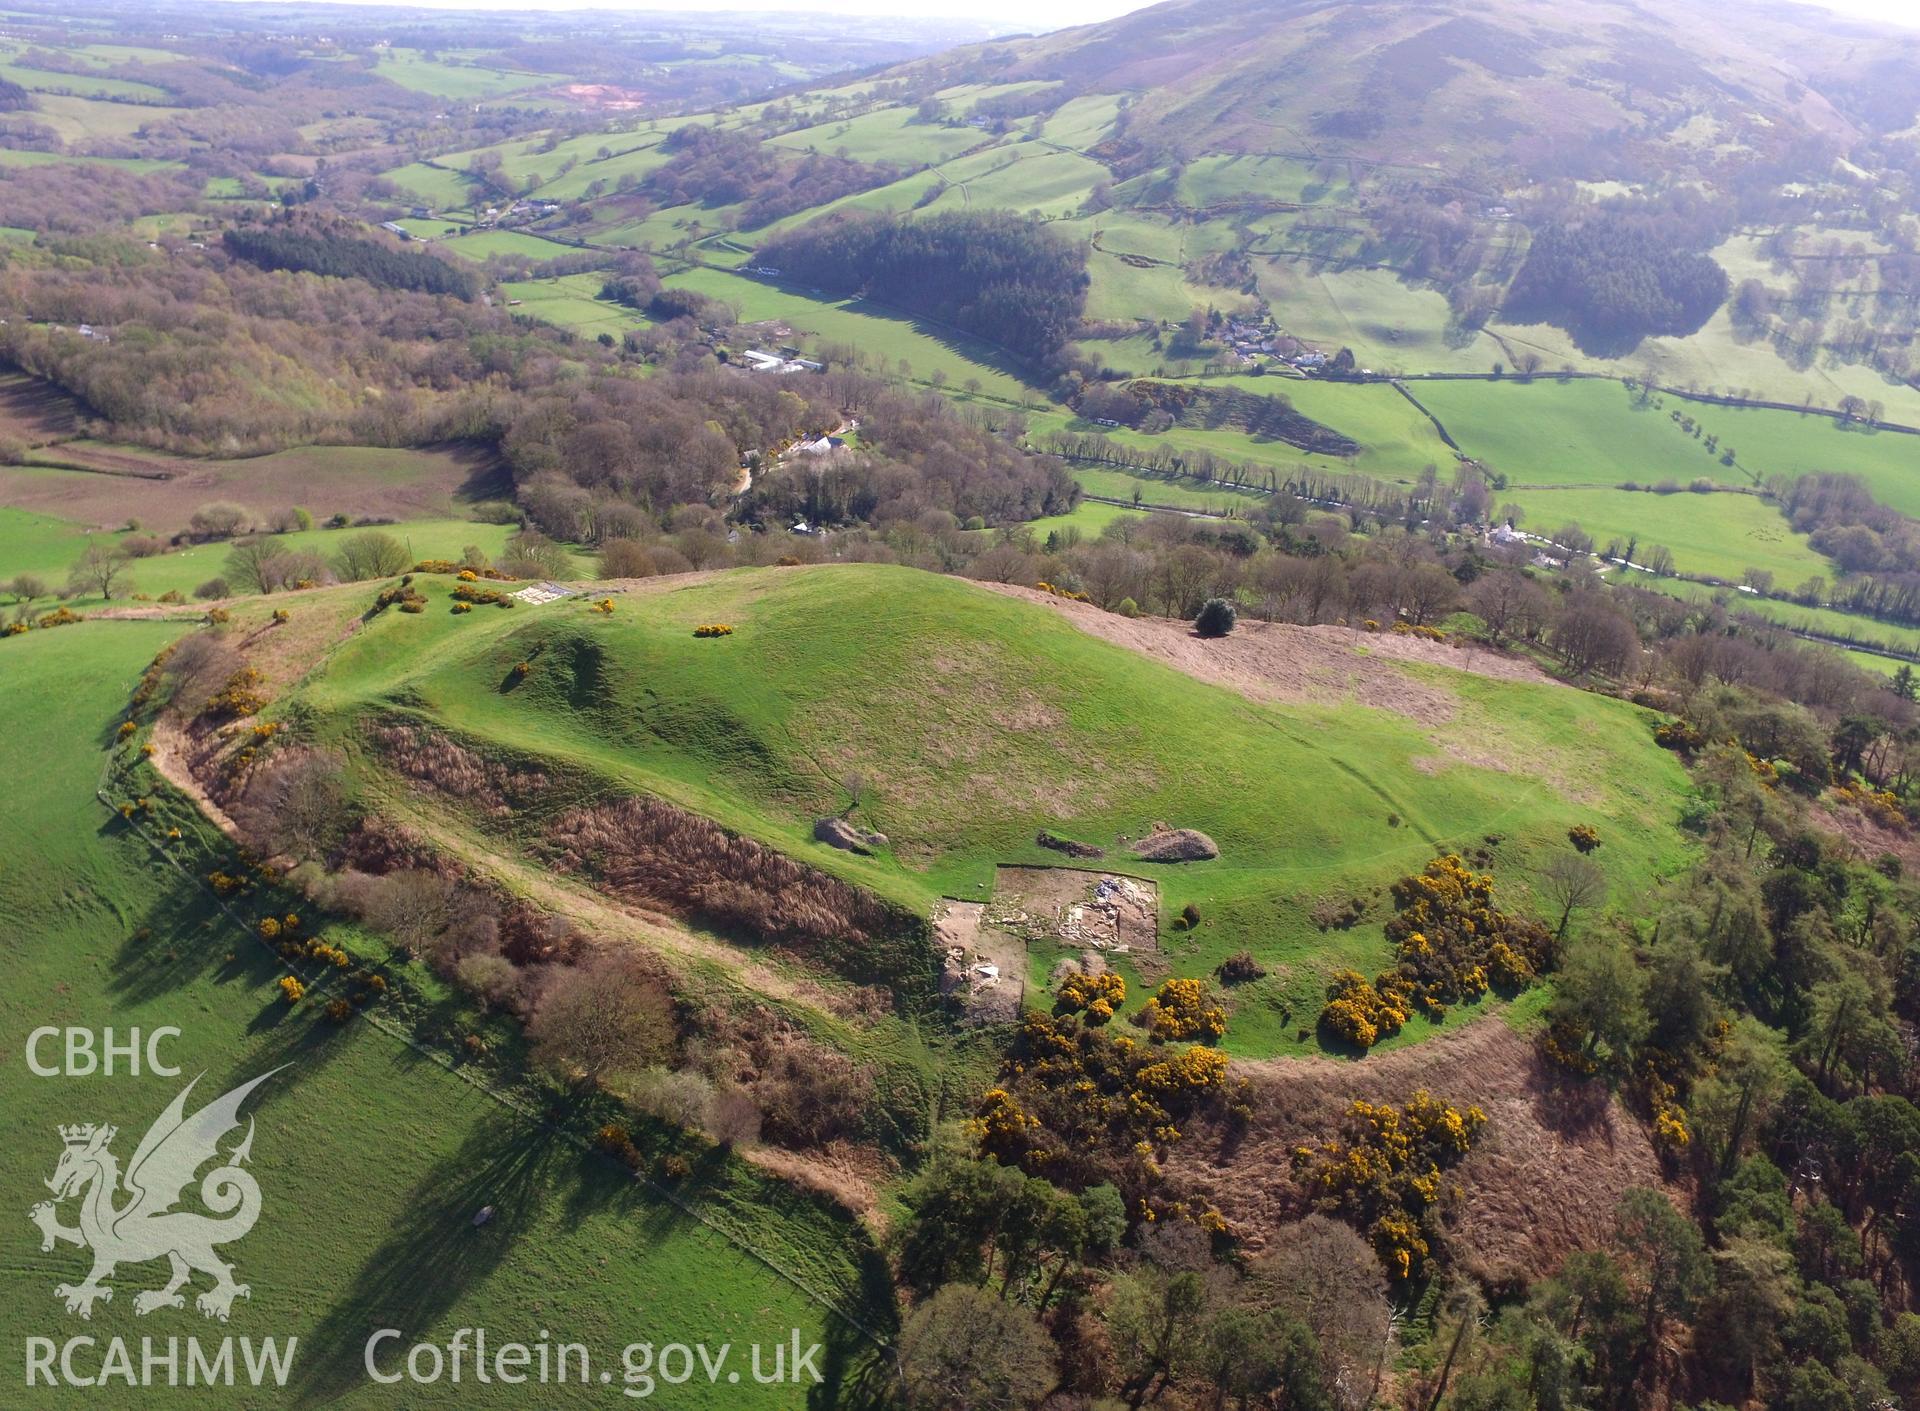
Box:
[275,562,1695,1056]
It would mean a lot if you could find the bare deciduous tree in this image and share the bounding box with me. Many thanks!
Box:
[1539,851,1607,940]
[332,530,410,582]
[242,748,352,862]
[158,631,242,716]
[527,954,676,1084]
[1249,1215,1390,1411]
[898,1283,1057,1411]
[361,868,462,961]
[69,541,133,600]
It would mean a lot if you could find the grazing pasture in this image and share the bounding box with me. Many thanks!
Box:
[0,621,870,1408]
[290,562,1694,1057]
[1504,484,1831,584]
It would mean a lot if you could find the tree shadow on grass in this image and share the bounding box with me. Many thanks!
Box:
[195,1003,360,1128]
[106,868,279,1003]
[627,1145,901,1411]
[810,1232,902,1411]
[450,442,514,503]
[556,1131,900,1409]
[1523,1057,1617,1141]
[291,1112,569,1407]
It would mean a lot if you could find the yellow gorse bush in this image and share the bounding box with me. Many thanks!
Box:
[1319,855,1558,1045]
[1055,969,1126,1021]
[1139,977,1227,1043]
[1295,1090,1487,1281]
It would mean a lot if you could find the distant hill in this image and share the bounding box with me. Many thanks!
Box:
[884,0,1920,366]
[908,0,1920,175]
[375,0,1920,411]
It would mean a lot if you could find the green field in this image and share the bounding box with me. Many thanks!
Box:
[286,563,1695,1057]
[1069,465,1272,516]
[0,621,875,1407]
[1503,484,1832,585]
[1177,154,1351,207]
[1413,378,1756,489]
[502,274,640,337]
[1035,92,1124,150]
[440,229,578,262]
[767,108,991,166]
[0,148,182,173]
[536,142,676,202]
[1028,375,1456,489]
[1492,308,1920,429]
[371,51,563,99]
[28,93,186,143]
[425,129,673,201]
[1257,263,1500,374]
[0,59,172,100]
[0,511,533,606]
[921,144,1107,219]
[1022,497,1150,539]
[662,266,1038,401]
[1729,415,1920,519]
[1209,375,1461,482]
[377,163,480,212]
[0,506,87,581]
[1636,576,1920,661]
[1408,377,1920,519]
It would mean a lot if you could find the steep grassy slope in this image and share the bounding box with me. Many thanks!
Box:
[0,620,873,1408]
[290,563,1695,1055]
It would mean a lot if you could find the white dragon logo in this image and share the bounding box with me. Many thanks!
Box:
[28,1068,282,1322]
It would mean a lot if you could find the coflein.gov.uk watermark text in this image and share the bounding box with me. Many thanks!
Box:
[366,1326,825,1399]
[25,1328,823,1399]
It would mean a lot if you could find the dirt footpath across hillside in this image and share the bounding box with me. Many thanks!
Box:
[1171,1015,1668,1287]
[978,584,1554,725]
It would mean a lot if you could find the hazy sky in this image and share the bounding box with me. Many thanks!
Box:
[262,0,1920,26]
